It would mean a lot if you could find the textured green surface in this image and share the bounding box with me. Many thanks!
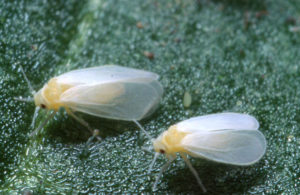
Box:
[1,0,299,194]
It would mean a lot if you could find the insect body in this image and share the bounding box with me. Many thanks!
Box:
[20,65,163,138]
[150,113,266,192]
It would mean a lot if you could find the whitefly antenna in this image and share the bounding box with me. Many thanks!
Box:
[19,65,36,95]
[14,65,36,102]
[148,152,159,174]
[153,157,175,191]
[14,96,34,102]
[13,64,40,130]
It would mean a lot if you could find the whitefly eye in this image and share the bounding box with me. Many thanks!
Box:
[159,149,165,154]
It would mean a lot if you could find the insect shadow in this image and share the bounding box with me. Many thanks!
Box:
[209,0,267,11]
[44,107,163,144]
[43,111,133,143]
[166,159,267,194]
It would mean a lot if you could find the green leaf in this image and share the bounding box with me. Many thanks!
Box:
[1,0,299,194]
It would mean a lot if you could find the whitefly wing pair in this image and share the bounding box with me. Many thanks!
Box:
[19,65,163,138]
[151,113,267,192]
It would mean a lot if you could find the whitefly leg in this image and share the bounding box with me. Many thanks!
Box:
[67,109,101,142]
[133,120,153,142]
[86,129,101,145]
[153,157,175,191]
[30,111,56,137]
[148,152,159,174]
[142,146,153,153]
[31,107,40,128]
[180,153,207,193]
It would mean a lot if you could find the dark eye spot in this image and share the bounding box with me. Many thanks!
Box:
[41,104,46,109]
[159,149,165,154]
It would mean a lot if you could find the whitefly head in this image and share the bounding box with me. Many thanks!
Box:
[152,133,167,155]
[147,132,170,175]
[33,88,48,109]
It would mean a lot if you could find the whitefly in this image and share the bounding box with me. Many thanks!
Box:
[16,65,163,141]
[148,112,267,192]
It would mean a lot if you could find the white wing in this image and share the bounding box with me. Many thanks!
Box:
[177,113,259,133]
[181,129,266,165]
[55,65,159,85]
[60,79,163,120]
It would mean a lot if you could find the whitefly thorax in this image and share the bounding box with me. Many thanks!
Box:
[153,125,191,158]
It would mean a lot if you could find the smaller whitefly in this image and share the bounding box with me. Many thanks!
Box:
[148,112,267,192]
